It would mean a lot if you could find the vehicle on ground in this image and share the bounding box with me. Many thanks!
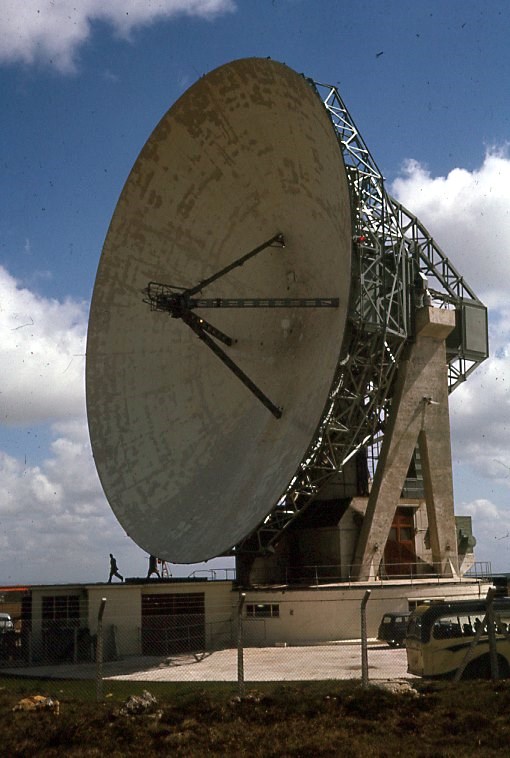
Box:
[0,613,13,632]
[406,598,510,679]
[377,611,410,647]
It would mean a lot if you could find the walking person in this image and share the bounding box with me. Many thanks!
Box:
[108,553,124,583]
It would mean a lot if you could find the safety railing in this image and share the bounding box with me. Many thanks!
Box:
[246,561,492,587]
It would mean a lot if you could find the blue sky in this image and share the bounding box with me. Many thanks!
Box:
[1,0,510,583]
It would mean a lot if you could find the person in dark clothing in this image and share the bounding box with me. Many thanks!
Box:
[147,554,161,579]
[108,553,124,583]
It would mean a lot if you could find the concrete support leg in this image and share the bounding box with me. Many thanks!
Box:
[353,306,459,581]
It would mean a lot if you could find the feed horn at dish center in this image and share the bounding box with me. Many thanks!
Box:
[86,58,488,584]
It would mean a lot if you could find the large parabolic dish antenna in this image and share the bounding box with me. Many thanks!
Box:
[88,57,488,564]
[86,58,352,563]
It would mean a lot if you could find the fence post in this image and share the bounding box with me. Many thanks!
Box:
[487,588,499,680]
[361,590,371,688]
[237,591,246,698]
[96,598,107,703]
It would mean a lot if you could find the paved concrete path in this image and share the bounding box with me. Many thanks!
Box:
[1,643,415,683]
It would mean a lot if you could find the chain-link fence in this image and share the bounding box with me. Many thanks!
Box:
[1,585,507,701]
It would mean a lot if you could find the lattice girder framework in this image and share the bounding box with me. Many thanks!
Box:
[233,79,487,556]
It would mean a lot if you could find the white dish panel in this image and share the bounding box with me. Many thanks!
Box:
[86,58,352,562]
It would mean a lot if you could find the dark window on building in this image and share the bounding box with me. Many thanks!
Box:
[42,595,80,629]
[142,593,204,616]
[246,603,280,618]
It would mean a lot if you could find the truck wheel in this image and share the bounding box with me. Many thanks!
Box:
[462,656,491,679]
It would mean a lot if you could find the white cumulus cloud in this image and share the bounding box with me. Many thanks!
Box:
[0,417,142,584]
[461,498,510,571]
[0,265,87,425]
[391,149,510,307]
[0,0,236,72]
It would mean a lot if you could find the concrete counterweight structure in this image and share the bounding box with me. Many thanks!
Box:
[354,305,458,582]
[240,299,483,590]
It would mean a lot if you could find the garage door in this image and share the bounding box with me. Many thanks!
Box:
[141,593,205,655]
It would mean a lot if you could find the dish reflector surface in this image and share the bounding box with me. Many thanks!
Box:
[86,58,352,562]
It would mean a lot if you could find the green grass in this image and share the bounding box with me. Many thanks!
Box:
[0,675,357,703]
[0,675,240,702]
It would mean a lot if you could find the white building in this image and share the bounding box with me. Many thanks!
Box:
[9,572,491,667]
